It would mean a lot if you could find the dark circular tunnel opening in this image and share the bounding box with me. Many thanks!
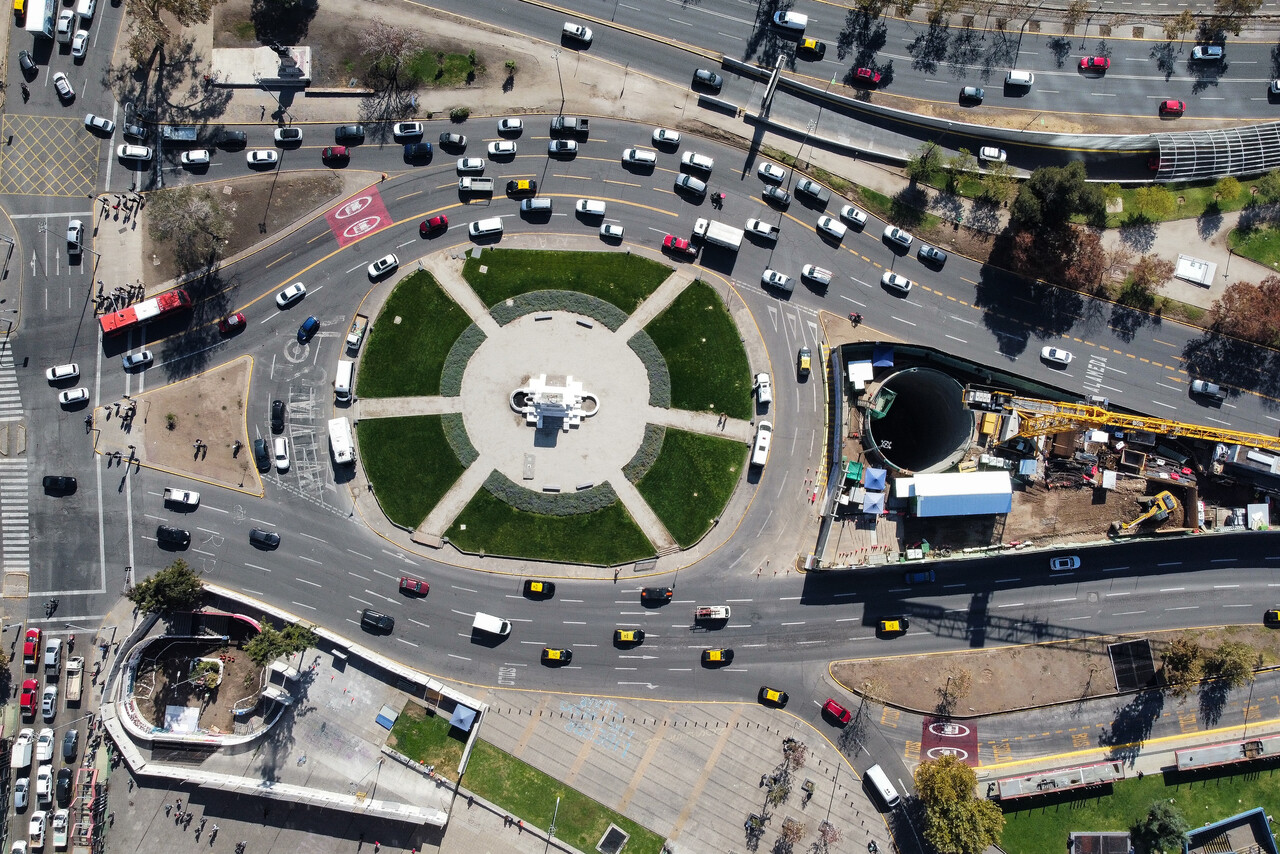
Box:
[865,368,973,473]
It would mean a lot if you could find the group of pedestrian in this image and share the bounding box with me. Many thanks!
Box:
[94,282,145,316]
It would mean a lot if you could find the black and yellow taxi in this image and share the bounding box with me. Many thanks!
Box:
[798,37,826,59]
[614,628,645,645]
[701,648,734,666]
[524,579,556,599]
[797,347,812,378]
[1265,609,1280,626]
[758,686,789,707]
[877,617,909,636]
[541,647,573,665]
[506,179,538,197]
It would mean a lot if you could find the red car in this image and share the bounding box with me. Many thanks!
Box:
[321,146,349,162]
[218,312,246,334]
[1079,56,1110,71]
[853,67,882,86]
[419,215,448,236]
[23,628,40,668]
[1159,99,1185,116]
[399,576,429,595]
[823,698,853,725]
[20,679,38,717]
[663,234,695,257]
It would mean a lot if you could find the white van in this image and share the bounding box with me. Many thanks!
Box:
[750,421,773,468]
[10,729,32,770]
[801,265,833,287]
[469,217,503,238]
[75,0,95,19]
[1005,69,1034,87]
[864,764,901,808]
[334,359,354,403]
[473,612,511,636]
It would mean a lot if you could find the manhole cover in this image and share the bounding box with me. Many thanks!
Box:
[596,824,629,854]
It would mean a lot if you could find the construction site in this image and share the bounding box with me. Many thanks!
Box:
[812,342,1277,569]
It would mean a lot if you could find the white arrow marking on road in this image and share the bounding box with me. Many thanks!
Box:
[617,682,659,689]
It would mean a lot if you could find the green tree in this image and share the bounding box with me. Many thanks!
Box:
[1010,162,1103,230]
[127,559,203,614]
[245,622,319,666]
[1133,800,1188,854]
[1257,169,1280,203]
[914,753,976,804]
[1214,176,1242,205]
[906,143,942,184]
[1206,640,1256,688]
[1164,9,1195,43]
[125,0,224,66]
[979,163,1015,206]
[1132,186,1177,221]
[916,756,1004,854]
[1161,636,1203,694]
[146,185,236,273]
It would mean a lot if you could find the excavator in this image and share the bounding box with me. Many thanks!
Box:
[1110,490,1179,535]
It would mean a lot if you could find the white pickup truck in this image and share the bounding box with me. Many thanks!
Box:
[163,487,200,507]
[65,656,83,703]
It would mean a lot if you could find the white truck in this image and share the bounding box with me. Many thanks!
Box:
[458,176,494,194]
[163,487,200,507]
[329,417,355,464]
[694,605,731,622]
[10,728,33,770]
[692,218,744,251]
[24,0,54,37]
[346,314,369,352]
[472,612,511,636]
[65,657,83,704]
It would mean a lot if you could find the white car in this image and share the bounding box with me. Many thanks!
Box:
[757,162,786,183]
[456,157,485,173]
[70,29,89,59]
[275,281,307,307]
[1050,555,1081,571]
[51,812,67,849]
[883,225,913,248]
[35,729,53,763]
[600,223,624,240]
[652,128,680,147]
[56,10,74,41]
[274,437,290,472]
[744,218,779,241]
[1041,346,1074,367]
[881,271,913,294]
[35,767,51,802]
[761,269,792,290]
[116,144,152,161]
[52,73,74,101]
[29,811,45,848]
[548,139,578,156]
[247,149,278,167]
[754,372,773,405]
[393,121,423,138]
[14,778,29,810]
[13,840,28,854]
[488,140,517,157]
[681,151,714,173]
[840,205,868,227]
[121,350,153,370]
[84,114,114,135]
[563,21,593,44]
[497,117,523,134]
[816,216,846,241]
[66,220,83,255]
[180,150,210,166]
[57,388,88,406]
[45,364,78,383]
[273,126,302,145]
[575,198,606,216]
[368,254,398,278]
[979,146,1007,163]
[40,685,57,721]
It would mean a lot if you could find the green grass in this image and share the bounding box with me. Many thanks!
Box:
[357,270,473,398]
[463,249,671,314]
[464,740,666,854]
[404,49,483,88]
[387,702,469,779]
[644,280,752,419]
[1001,768,1280,854]
[356,416,466,529]
[446,485,654,565]
[1230,223,1280,272]
[232,20,255,40]
[1102,180,1264,228]
[636,429,746,547]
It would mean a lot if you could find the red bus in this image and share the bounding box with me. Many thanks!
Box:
[99,287,192,335]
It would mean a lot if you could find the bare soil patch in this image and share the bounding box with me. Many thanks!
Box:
[832,626,1280,716]
[94,357,259,493]
[141,172,343,287]
[133,634,262,734]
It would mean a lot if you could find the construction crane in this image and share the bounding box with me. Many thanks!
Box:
[963,387,1280,454]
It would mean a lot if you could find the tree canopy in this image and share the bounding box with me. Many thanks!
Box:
[1010,162,1104,230]
[914,755,1005,854]
[127,559,203,613]
[1133,800,1188,853]
[126,0,223,66]
[245,622,319,666]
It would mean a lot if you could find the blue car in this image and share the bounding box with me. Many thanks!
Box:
[297,316,319,343]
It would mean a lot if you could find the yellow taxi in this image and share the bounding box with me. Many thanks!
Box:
[702,648,734,666]
[758,686,789,707]
[541,647,573,665]
[797,347,811,378]
[798,38,826,59]
[506,179,537,196]
[614,629,645,645]
[524,579,556,599]
[1265,609,1280,626]
[878,617,909,636]
[13,0,24,18]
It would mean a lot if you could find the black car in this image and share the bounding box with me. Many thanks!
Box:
[524,579,556,599]
[156,525,190,548]
[249,528,281,549]
[61,729,77,761]
[360,609,394,632]
[403,142,433,161]
[56,768,72,805]
[18,50,36,77]
[216,129,247,148]
[640,586,673,604]
[335,124,366,144]
[252,438,271,472]
[693,68,723,92]
[439,132,467,149]
[42,476,76,495]
[271,399,285,433]
[763,185,791,210]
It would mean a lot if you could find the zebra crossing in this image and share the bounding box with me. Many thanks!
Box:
[0,339,24,422]
[0,458,29,573]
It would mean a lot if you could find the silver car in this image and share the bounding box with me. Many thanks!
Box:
[883,225,913,248]
[52,72,74,101]
[121,350,153,370]
[456,157,485,173]
[276,281,307,307]
[881,271,913,294]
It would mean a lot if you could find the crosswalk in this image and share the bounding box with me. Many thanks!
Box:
[0,457,30,573]
[0,338,24,422]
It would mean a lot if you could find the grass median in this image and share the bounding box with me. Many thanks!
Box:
[644,280,751,419]
[357,270,473,398]
[357,415,466,529]
[463,249,670,313]
[636,428,746,547]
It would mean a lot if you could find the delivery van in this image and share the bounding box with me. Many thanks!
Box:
[469,217,503,238]
[864,764,901,809]
[334,359,354,403]
[472,612,511,636]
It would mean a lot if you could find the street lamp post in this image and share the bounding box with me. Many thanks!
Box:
[551,49,565,111]
[542,796,560,854]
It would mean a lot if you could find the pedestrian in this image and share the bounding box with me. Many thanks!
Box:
[518,821,523,833]
[165,805,172,816]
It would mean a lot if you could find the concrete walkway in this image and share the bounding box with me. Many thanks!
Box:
[646,406,756,445]
[355,396,461,419]
[412,459,493,547]
[422,254,503,336]
[609,475,677,553]
[614,269,698,339]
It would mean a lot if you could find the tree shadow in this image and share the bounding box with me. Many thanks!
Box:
[1183,332,1280,406]
[105,35,233,123]
[1111,288,1159,343]
[1196,206,1224,240]
[1118,219,1157,252]
[890,184,930,228]
[968,199,1002,234]
[908,20,950,75]
[1271,43,1280,77]
[1046,35,1072,67]
[946,27,984,75]
[928,191,963,223]
[837,8,887,62]
[983,29,1019,68]
[1098,689,1164,766]
[1198,679,1232,727]
[1189,60,1226,95]
[1151,41,1178,80]
[742,0,788,64]
[249,0,318,45]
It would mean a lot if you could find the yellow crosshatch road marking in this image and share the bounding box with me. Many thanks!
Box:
[880,707,900,728]
[1072,732,1091,749]
[0,114,100,197]
[1178,710,1198,734]
[990,740,1013,762]
[903,741,920,762]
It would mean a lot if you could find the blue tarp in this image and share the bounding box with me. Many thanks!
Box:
[450,704,477,731]
[871,344,894,367]
[863,467,887,490]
